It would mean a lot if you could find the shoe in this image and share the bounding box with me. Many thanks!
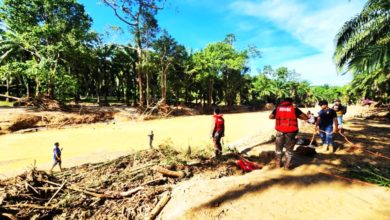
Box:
[275,156,282,168]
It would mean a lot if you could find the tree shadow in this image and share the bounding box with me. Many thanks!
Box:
[193,150,389,210]
[190,116,390,209]
[194,172,352,209]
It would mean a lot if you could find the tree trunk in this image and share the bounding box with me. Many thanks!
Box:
[35,78,40,97]
[207,76,213,108]
[146,68,150,107]
[5,78,9,102]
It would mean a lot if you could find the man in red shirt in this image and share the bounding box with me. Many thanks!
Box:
[210,108,225,158]
[269,98,308,169]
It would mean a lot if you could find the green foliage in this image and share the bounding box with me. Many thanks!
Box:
[0,0,95,98]
[334,0,390,103]
[345,164,390,187]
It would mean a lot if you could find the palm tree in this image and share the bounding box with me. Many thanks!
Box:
[334,0,389,72]
[334,0,390,103]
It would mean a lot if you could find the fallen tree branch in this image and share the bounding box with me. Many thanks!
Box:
[155,166,185,178]
[104,186,144,198]
[147,192,171,220]
[142,177,167,186]
[0,94,20,101]
[3,203,60,210]
[45,180,66,206]
[1,213,18,220]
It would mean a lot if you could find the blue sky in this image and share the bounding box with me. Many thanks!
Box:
[79,0,367,86]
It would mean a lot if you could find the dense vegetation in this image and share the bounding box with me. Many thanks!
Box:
[0,0,387,108]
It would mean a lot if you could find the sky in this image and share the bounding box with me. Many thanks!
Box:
[79,0,367,86]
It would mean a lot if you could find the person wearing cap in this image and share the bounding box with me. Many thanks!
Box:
[316,100,338,152]
[269,98,308,169]
[332,99,347,133]
[50,142,63,173]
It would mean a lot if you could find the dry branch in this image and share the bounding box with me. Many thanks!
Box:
[0,94,20,100]
[3,203,60,210]
[155,166,185,178]
[147,192,171,220]
[45,181,66,206]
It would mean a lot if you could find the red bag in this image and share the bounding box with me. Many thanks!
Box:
[236,159,258,172]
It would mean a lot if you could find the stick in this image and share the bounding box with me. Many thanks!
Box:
[67,186,106,198]
[25,182,39,195]
[147,192,171,220]
[0,94,20,100]
[42,180,62,187]
[3,203,60,210]
[142,177,167,186]
[46,180,66,206]
[1,213,18,220]
[155,166,185,178]
[103,186,143,198]
[118,186,143,197]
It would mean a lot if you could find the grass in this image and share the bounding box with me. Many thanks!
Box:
[345,164,390,188]
[0,101,14,107]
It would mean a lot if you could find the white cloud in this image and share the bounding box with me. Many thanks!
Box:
[230,0,365,52]
[278,53,352,86]
[229,0,366,85]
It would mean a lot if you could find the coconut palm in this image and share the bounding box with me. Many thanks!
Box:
[334,0,390,72]
[334,0,390,103]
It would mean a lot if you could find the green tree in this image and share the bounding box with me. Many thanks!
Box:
[334,0,389,103]
[0,0,94,99]
[103,0,165,107]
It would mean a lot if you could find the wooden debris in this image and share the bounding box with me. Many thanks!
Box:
[147,192,171,220]
[155,166,185,178]
[45,181,66,206]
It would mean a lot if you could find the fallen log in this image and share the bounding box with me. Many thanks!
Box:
[147,192,171,220]
[155,166,185,178]
[0,94,20,101]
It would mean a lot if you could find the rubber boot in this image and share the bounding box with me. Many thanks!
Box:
[275,154,282,168]
[215,149,222,159]
[284,156,292,170]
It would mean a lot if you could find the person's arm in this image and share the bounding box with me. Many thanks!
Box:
[210,118,216,138]
[298,113,309,120]
[296,108,308,120]
[333,114,339,133]
[315,115,321,132]
[269,109,276,119]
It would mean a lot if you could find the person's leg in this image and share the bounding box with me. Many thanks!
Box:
[213,131,222,157]
[284,132,297,169]
[50,160,58,174]
[325,125,334,151]
[275,131,285,168]
[319,127,326,145]
[58,161,63,172]
[337,116,343,133]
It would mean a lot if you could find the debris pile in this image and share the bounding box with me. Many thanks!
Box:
[7,114,42,132]
[0,146,246,219]
[13,95,64,111]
